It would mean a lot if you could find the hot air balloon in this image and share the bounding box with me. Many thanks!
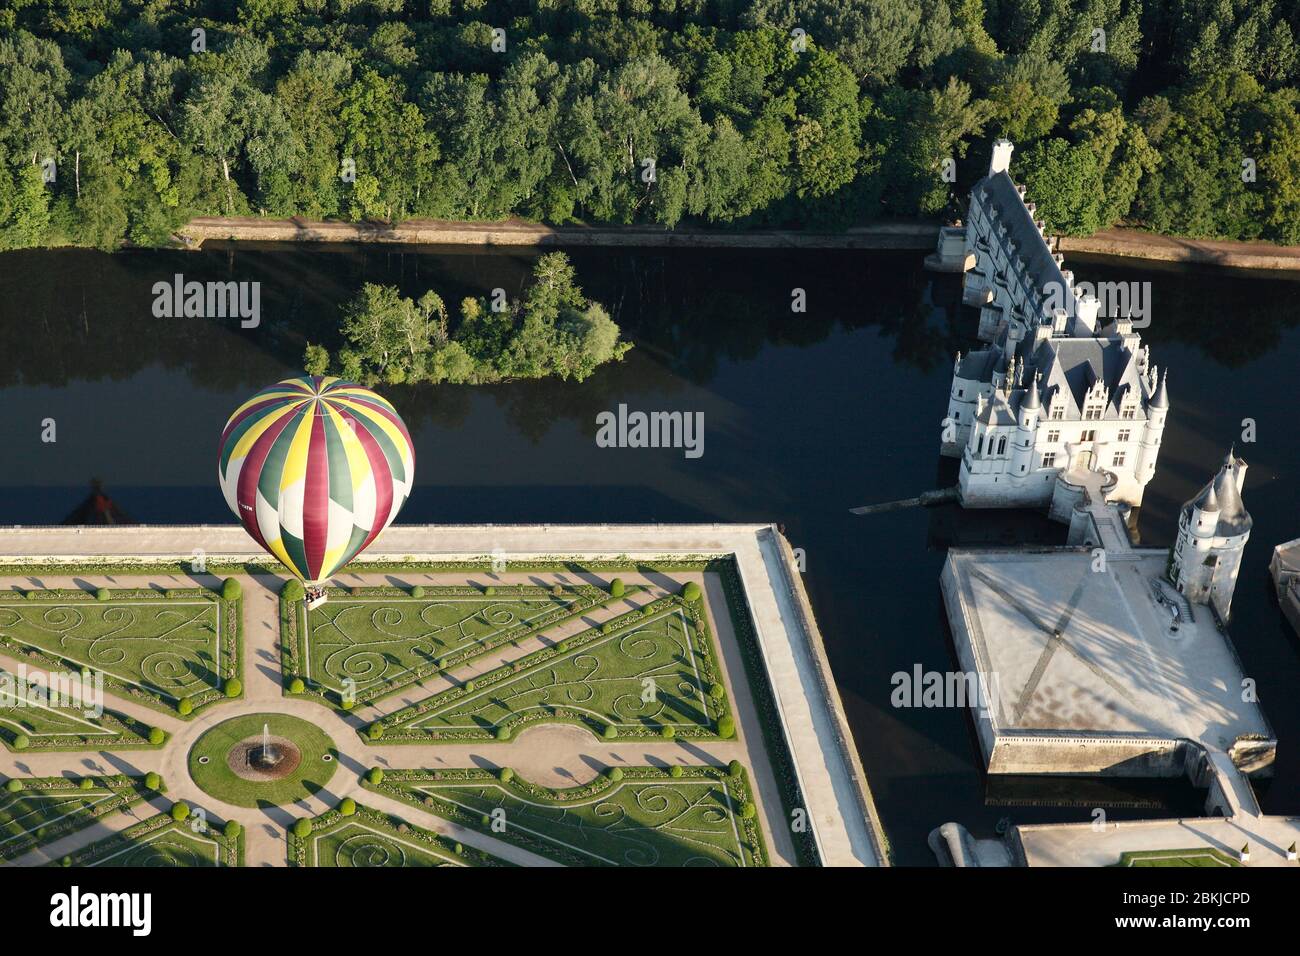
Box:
[217,376,415,599]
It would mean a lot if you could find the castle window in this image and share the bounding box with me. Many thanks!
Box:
[1050,406,1064,420]
[1121,407,1136,420]
[957,388,964,398]
[997,436,1007,455]
[1042,453,1057,468]
[1084,404,1103,421]
[1081,430,1096,442]
[1046,430,1060,443]
[1112,451,1126,467]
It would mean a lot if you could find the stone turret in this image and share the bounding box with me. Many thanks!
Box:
[1136,370,1168,484]
[1170,450,1252,621]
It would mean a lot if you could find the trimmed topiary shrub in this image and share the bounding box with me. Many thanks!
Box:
[602,724,618,740]
[339,797,357,816]
[367,722,384,740]
[177,698,193,716]
[495,726,511,741]
[483,585,496,596]
[498,767,514,783]
[660,725,675,740]
[79,777,95,790]
[224,820,242,838]
[682,581,702,602]
[148,727,165,745]
[170,802,190,822]
[410,585,425,598]
[464,680,476,692]
[221,577,242,601]
[95,588,110,602]
[60,856,72,867]
[709,682,725,701]
[12,734,30,750]
[740,801,757,820]
[669,764,684,778]
[718,716,736,739]
[727,759,743,778]
[366,767,384,785]
[288,677,305,694]
[292,817,312,838]
[224,677,242,697]
[607,767,624,782]
[609,578,625,598]
[281,579,305,602]
[4,779,21,793]
[144,772,162,791]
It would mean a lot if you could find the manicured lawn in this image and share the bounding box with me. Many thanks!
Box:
[0,589,235,708]
[0,668,156,749]
[1115,848,1243,867]
[382,602,727,740]
[188,713,339,808]
[65,816,240,867]
[292,585,606,699]
[0,777,145,861]
[374,766,766,867]
[293,805,505,867]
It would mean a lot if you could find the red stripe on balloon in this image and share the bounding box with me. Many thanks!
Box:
[349,409,395,552]
[302,408,330,582]
[219,396,305,448]
[235,411,297,552]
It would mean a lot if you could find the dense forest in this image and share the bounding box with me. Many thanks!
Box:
[1,0,1299,250]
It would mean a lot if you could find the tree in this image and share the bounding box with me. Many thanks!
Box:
[148,727,165,745]
[171,801,190,822]
[292,817,311,838]
[339,797,356,816]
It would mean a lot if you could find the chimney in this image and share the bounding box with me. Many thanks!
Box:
[1076,294,1100,331]
[1232,456,1248,493]
[989,139,1014,176]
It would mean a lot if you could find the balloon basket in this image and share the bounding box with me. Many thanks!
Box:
[304,586,328,610]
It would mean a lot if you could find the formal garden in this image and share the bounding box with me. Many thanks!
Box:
[364,764,767,867]
[289,801,507,867]
[280,581,623,706]
[0,774,153,862]
[0,560,818,867]
[58,811,243,867]
[0,667,162,751]
[0,583,242,714]
[375,595,733,742]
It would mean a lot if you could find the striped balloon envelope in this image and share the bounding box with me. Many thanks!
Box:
[217,376,415,584]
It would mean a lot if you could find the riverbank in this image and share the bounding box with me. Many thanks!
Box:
[180,216,937,250]
[1057,228,1300,272]
[177,216,1300,272]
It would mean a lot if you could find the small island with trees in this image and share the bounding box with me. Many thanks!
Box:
[303,251,631,385]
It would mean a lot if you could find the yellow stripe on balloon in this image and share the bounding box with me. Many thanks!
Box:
[264,536,301,579]
[279,402,318,492]
[225,390,307,423]
[332,398,411,469]
[227,402,303,463]
[322,401,372,495]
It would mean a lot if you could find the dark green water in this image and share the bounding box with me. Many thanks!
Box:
[1,241,1296,864]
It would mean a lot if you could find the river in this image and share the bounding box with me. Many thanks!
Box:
[0,241,1296,864]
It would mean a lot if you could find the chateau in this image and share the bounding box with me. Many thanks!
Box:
[938,140,1167,513]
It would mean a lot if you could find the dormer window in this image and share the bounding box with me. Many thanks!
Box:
[1050,406,1064,421]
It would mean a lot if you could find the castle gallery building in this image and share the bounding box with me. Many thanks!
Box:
[940,140,1167,513]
